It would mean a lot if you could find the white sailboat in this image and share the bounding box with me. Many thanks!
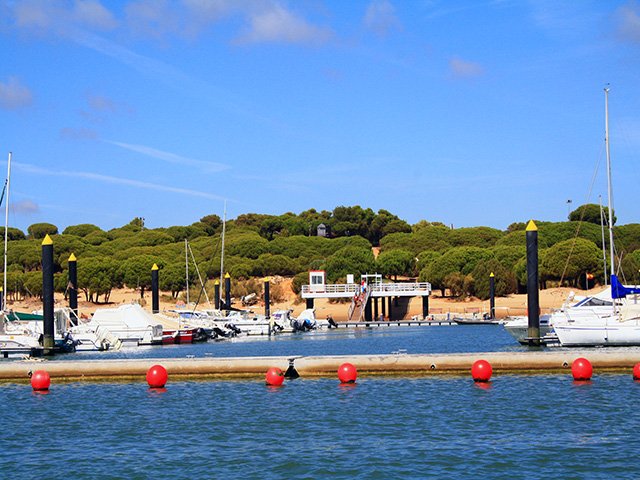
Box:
[0,152,45,356]
[554,88,640,346]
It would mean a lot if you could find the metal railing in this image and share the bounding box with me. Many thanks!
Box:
[302,282,431,296]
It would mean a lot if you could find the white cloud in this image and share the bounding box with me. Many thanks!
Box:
[11,0,116,33]
[11,200,39,214]
[0,77,33,109]
[125,0,179,39]
[14,161,227,201]
[73,0,118,30]
[236,3,332,45]
[105,140,230,173]
[6,0,333,46]
[615,2,640,44]
[364,0,401,37]
[448,56,484,79]
[12,0,59,29]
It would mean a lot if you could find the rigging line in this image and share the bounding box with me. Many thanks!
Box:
[189,234,223,312]
[187,241,211,310]
[559,142,605,286]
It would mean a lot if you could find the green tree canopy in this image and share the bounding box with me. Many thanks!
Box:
[470,259,518,300]
[376,249,415,280]
[324,245,375,283]
[0,227,25,241]
[569,203,615,225]
[62,224,102,237]
[420,247,493,296]
[119,254,161,298]
[27,222,58,239]
[77,256,121,303]
[541,238,602,287]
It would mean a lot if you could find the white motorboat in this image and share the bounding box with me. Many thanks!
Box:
[503,288,622,344]
[84,304,163,346]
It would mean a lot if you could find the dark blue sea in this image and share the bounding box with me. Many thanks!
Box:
[3,325,640,479]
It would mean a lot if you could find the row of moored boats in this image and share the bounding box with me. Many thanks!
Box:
[503,278,640,347]
[0,304,329,357]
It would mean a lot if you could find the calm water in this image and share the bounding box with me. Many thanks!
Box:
[3,326,640,478]
[2,375,640,479]
[61,325,526,361]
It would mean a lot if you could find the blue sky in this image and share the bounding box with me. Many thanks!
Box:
[1,0,640,233]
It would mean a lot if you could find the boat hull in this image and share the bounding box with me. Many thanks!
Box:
[555,321,640,346]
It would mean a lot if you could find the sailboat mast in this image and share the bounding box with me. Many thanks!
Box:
[598,195,608,285]
[604,87,615,279]
[219,200,227,306]
[185,238,189,305]
[3,152,11,312]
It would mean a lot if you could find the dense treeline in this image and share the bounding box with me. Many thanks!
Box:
[1,204,639,304]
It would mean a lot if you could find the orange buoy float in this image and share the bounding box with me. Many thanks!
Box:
[471,359,492,382]
[634,363,640,380]
[337,363,357,383]
[30,370,51,391]
[146,364,168,388]
[571,357,592,381]
[265,367,285,386]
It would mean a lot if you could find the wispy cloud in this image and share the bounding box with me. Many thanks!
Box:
[13,161,227,201]
[104,140,230,173]
[615,1,640,44]
[235,3,332,45]
[448,56,484,79]
[79,92,134,123]
[7,0,332,45]
[364,0,401,37]
[12,0,117,33]
[60,127,99,140]
[0,77,33,109]
[11,199,39,214]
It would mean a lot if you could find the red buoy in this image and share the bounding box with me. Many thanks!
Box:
[265,367,284,386]
[30,370,51,391]
[337,363,357,383]
[571,357,592,381]
[146,364,168,388]
[471,359,492,382]
[634,363,640,380]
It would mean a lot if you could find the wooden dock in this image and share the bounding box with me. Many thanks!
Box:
[2,350,640,382]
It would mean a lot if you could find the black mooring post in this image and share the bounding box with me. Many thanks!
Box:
[489,272,495,320]
[373,297,379,321]
[387,297,393,320]
[364,295,372,322]
[214,280,220,310]
[284,357,300,379]
[41,235,55,353]
[422,295,429,319]
[224,273,231,309]
[264,277,270,319]
[306,297,314,309]
[68,253,78,325]
[151,263,159,314]
[382,296,386,319]
[526,220,540,345]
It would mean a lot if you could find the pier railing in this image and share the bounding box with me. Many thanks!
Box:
[302,282,432,298]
